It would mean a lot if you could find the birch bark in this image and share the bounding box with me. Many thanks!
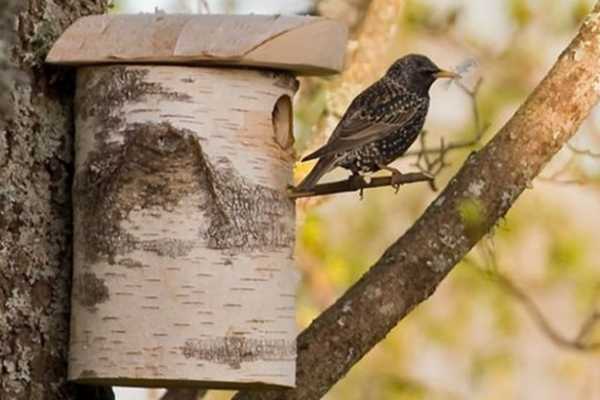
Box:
[70,65,299,389]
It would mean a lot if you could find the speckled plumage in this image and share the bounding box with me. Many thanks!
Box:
[297,54,455,190]
[338,83,428,173]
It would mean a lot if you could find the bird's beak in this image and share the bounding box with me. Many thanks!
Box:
[434,69,460,79]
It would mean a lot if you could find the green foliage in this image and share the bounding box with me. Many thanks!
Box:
[572,0,594,25]
[477,81,529,125]
[383,377,428,400]
[489,286,519,336]
[299,212,327,259]
[470,351,514,383]
[548,235,586,279]
[403,0,435,31]
[509,0,533,28]
[294,79,329,152]
[110,0,124,13]
[453,261,519,336]
[419,311,462,346]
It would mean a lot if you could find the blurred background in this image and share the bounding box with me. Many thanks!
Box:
[111,0,600,399]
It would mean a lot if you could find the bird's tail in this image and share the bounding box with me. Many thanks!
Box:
[295,156,335,191]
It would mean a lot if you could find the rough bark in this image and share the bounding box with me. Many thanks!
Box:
[233,4,600,400]
[0,0,19,120]
[0,1,110,400]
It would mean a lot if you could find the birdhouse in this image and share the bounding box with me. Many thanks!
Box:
[46,14,347,389]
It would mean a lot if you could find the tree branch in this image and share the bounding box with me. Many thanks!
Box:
[567,142,600,158]
[234,4,600,399]
[406,79,486,158]
[495,273,600,351]
[464,254,600,352]
[288,172,433,199]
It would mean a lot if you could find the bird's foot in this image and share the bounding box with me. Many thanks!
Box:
[389,168,404,194]
[348,174,366,200]
[349,173,366,186]
[391,172,404,193]
[379,164,404,193]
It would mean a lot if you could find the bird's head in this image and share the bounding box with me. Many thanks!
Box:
[385,54,459,94]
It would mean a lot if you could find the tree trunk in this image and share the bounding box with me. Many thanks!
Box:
[0,1,110,400]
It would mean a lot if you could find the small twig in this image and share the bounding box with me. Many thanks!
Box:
[408,78,487,188]
[536,176,589,185]
[547,154,578,180]
[495,273,600,352]
[567,142,600,158]
[536,142,600,185]
[576,310,600,342]
[406,78,487,158]
[538,153,590,185]
[288,172,434,199]
[465,254,600,352]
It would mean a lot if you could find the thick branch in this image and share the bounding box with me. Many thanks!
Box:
[234,4,600,400]
[288,172,433,199]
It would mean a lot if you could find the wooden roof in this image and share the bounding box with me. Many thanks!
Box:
[46,14,348,75]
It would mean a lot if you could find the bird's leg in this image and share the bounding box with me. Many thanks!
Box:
[378,163,403,193]
[348,172,366,200]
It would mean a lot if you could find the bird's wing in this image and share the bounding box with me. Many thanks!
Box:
[302,80,421,161]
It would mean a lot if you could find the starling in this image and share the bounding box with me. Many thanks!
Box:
[296,54,459,191]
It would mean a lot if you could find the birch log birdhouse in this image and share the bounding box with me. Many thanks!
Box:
[46,14,347,389]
